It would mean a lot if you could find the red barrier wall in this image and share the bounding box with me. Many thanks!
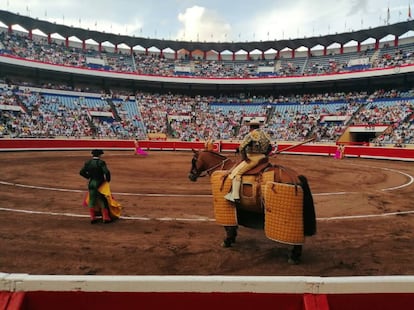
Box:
[0,292,25,310]
[326,293,414,310]
[19,291,304,310]
[2,291,414,310]
[0,139,413,161]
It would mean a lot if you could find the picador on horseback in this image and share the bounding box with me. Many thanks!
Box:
[224,119,274,204]
[188,124,316,264]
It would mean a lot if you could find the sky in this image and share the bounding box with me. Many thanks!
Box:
[1,0,414,43]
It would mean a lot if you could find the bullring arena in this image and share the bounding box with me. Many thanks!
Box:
[2,7,414,308]
[1,145,414,276]
[1,141,414,308]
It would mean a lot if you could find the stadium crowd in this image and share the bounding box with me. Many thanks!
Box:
[1,82,413,147]
[0,28,414,146]
[1,30,414,78]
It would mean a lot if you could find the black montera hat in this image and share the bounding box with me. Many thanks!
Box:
[91,149,104,156]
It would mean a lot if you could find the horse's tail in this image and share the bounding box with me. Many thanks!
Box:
[298,175,317,236]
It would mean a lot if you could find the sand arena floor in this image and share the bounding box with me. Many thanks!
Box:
[0,150,413,276]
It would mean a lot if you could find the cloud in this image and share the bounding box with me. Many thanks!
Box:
[247,3,317,41]
[3,0,411,43]
[346,0,369,17]
[176,6,231,42]
[245,0,374,41]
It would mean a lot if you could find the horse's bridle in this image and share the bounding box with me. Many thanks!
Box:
[203,157,231,176]
[189,151,231,181]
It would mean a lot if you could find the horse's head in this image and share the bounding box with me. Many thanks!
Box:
[188,149,231,182]
[188,149,204,182]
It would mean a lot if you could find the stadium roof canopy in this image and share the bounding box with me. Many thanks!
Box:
[1,9,414,53]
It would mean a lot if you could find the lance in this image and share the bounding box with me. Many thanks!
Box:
[272,137,316,156]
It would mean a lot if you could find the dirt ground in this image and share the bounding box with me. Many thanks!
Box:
[0,150,414,276]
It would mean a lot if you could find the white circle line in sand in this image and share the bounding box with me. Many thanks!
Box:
[0,206,413,222]
[1,162,413,198]
[0,165,413,221]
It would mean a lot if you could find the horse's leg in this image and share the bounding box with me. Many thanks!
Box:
[287,245,302,264]
[222,226,238,248]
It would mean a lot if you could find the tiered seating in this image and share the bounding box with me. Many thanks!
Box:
[1,81,414,146]
[209,103,268,116]
[278,57,308,76]
[113,99,147,139]
[3,29,414,78]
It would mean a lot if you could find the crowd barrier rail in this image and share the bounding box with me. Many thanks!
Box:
[0,139,413,161]
[1,274,414,309]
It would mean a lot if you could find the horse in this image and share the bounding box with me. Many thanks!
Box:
[188,149,316,264]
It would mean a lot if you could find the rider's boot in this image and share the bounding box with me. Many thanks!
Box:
[224,177,241,204]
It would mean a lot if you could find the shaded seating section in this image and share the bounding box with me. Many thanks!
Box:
[351,95,414,145]
[374,41,414,68]
[112,98,147,139]
[278,57,308,76]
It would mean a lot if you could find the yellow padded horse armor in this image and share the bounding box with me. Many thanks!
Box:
[211,170,305,245]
